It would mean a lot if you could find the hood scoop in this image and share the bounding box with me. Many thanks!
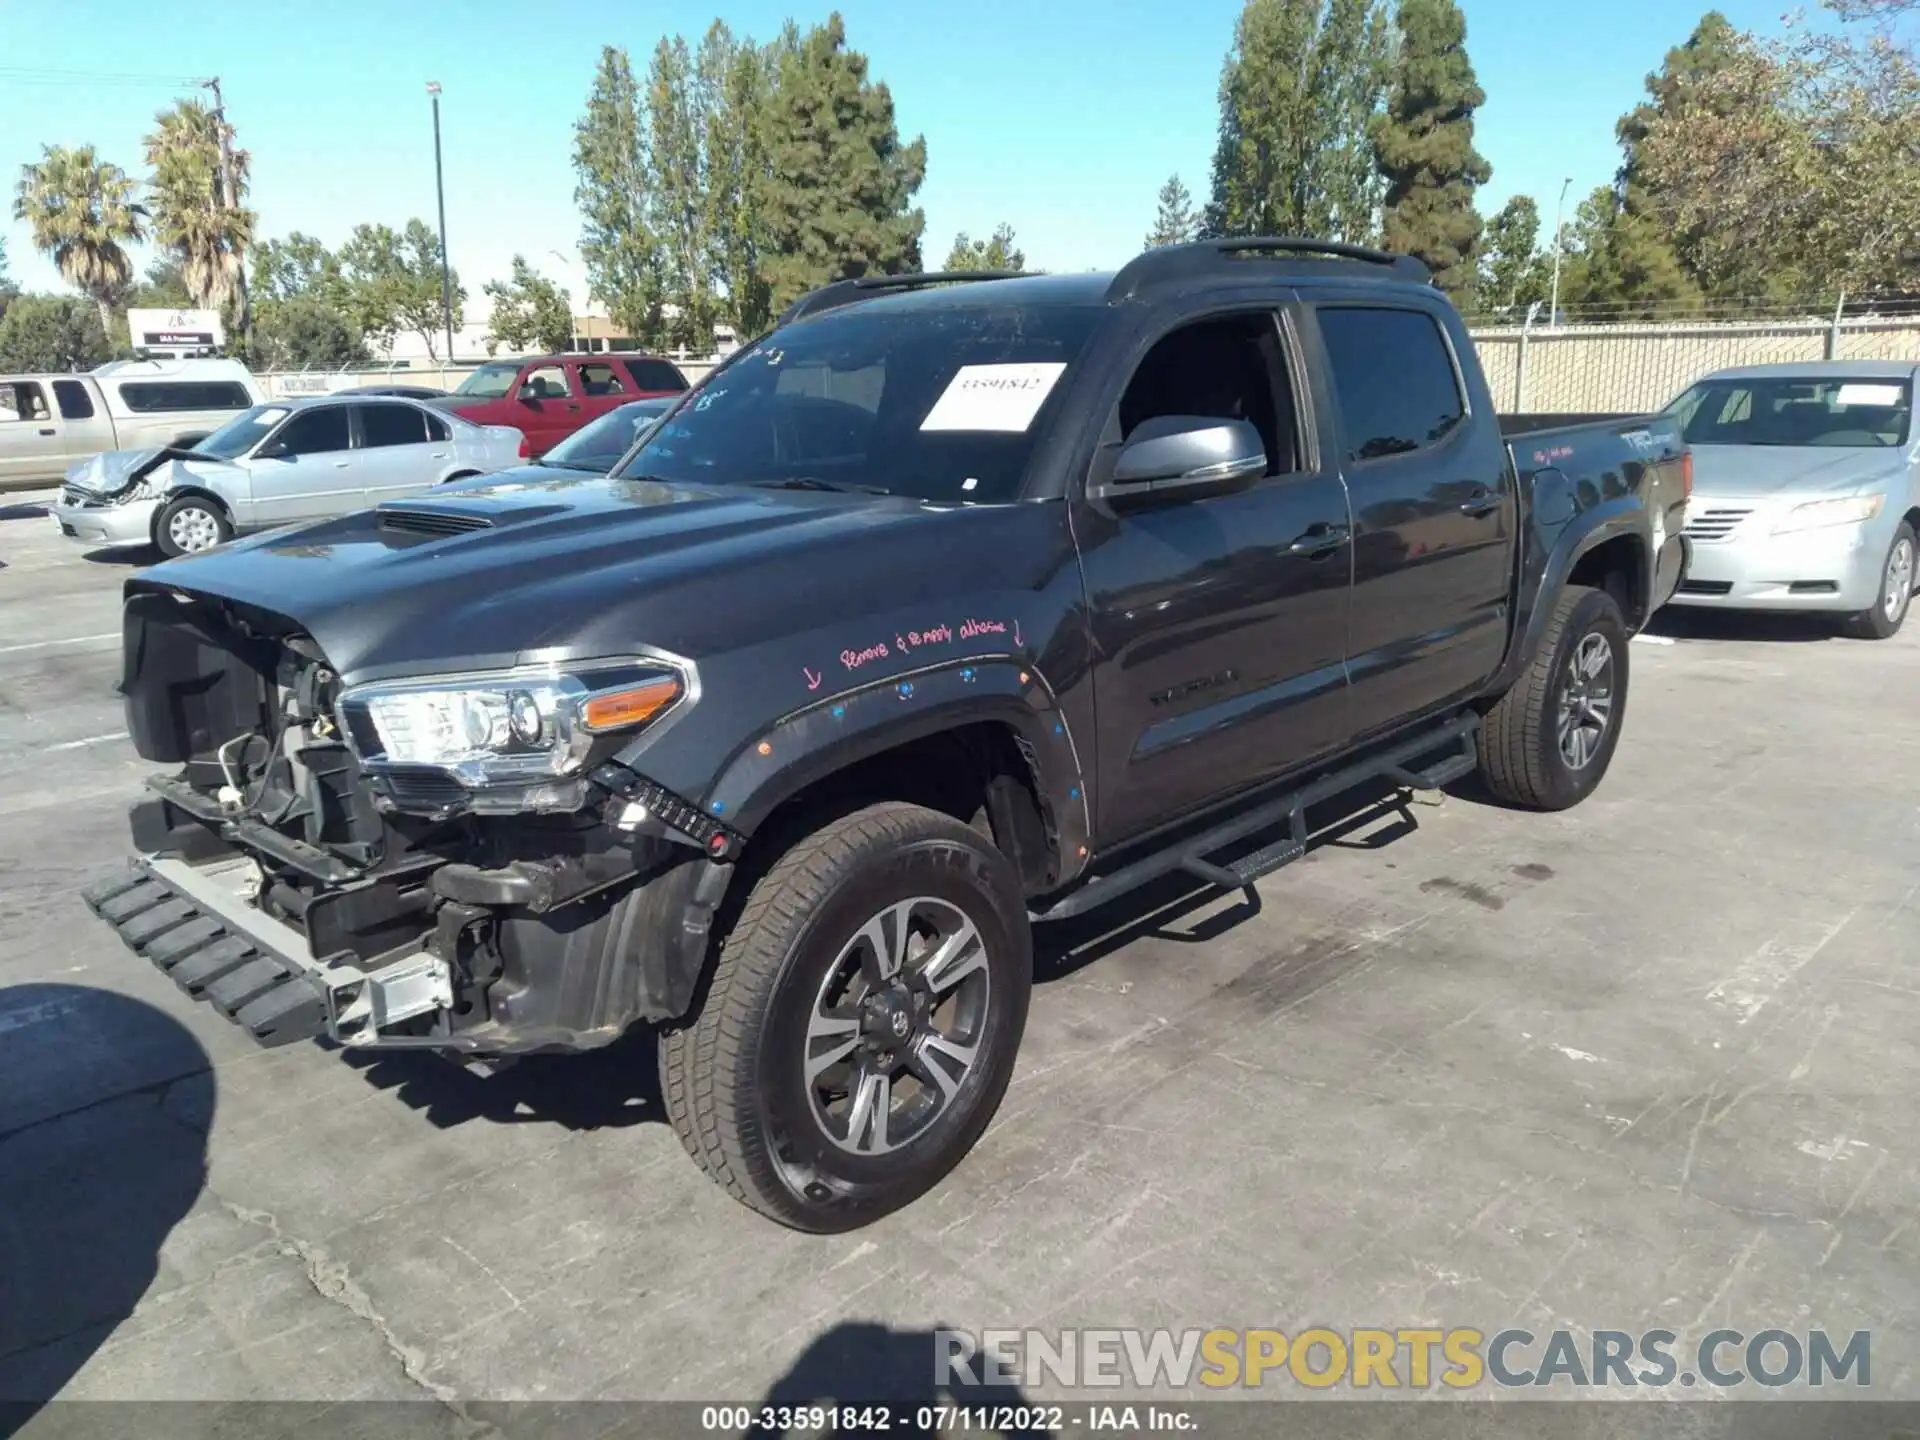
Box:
[378,506,495,538]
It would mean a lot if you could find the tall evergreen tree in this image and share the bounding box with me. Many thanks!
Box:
[1206,0,1392,242]
[698,23,775,338]
[943,224,1024,272]
[648,36,720,351]
[1476,195,1553,314]
[756,16,927,315]
[1556,185,1701,318]
[573,46,666,347]
[1373,0,1492,297]
[1144,174,1199,248]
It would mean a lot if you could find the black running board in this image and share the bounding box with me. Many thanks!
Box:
[1030,713,1479,922]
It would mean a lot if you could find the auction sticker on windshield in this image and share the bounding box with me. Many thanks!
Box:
[920,362,1068,432]
[1835,384,1904,408]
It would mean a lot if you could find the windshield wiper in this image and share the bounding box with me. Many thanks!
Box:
[750,476,891,496]
[537,459,608,473]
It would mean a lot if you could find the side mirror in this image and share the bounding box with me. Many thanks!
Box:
[1089,416,1267,508]
[517,381,541,401]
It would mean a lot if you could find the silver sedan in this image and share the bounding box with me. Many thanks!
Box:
[1669,362,1918,638]
[50,395,525,557]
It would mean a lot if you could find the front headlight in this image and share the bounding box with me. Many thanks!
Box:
[339,659,687,791]
[1770,493,1885,535]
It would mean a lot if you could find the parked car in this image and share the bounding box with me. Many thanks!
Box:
[429,353,688,457]
[1668,361,1918,638]
[49,394,523,557]
[435,396,680,496]
[84,239,1689,1231]
[0,358,265,492]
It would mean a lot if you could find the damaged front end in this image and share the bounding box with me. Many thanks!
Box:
[89,583,736,1055]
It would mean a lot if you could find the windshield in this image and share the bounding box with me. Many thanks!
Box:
[540,398,676,473]
[192,404,293,459]
[1666,377,1913,448]
[616,301,1104,503]
[454,362,525,399]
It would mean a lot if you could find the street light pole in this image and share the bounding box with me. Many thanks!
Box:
[427,82,455,364]
[1548,175,1572,327]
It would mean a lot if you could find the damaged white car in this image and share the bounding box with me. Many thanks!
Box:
[50,394,525,557]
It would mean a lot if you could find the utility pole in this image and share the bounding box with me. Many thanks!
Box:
[201,77,253,356]
[1547,176,1572,329]
[427,82,455,365]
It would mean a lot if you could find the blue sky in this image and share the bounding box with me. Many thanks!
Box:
[2,0,1799,310]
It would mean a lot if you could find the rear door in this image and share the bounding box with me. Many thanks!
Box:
[246,404,359,525]
[1304,301,1513,734]
[352,401,443,505]
[510,362,578,455]
[0,381,67,487]
[573,361,634,426]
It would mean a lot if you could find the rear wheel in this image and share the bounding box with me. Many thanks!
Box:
[1477,584,1629,810]
[1843,521,1914,640]
[660,802,1031,1232]
[153,495,232,558]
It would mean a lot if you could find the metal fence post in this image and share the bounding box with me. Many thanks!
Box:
[1825,292,1846,361]
[1514,302,1540,413]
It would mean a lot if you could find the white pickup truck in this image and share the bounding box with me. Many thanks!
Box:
[0,358,266,492]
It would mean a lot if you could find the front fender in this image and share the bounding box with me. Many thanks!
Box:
[699,653,1093,881]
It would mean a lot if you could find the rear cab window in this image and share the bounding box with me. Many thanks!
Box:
[115,380,254,413]
[1315,306,1466,462]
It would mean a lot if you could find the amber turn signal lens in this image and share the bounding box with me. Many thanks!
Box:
[581,677,681,733]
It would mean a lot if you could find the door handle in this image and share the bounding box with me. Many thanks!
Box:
[37,427,56,437]
[1287,523,1351,558]
[566,403,582,412]
[430,452,449,459]
[333,460,352,468]
[1459,486,1501,517]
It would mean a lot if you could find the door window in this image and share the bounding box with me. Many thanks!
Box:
[271,406,351,456]
[53,380,95,420]
[623,358,688,392]
[520,365,570,399]
[578,363,627,397]
[0,382,50,423]
[356,403,429,448]
[1316,307,1464,462]
[425,411,451,442]
[1115,313,1299,474]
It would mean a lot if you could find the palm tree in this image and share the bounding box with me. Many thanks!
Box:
[13,145,146,336]
[143,100,255,331]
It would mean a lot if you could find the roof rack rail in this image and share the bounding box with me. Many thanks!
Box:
[777,270,1030,326]
[1107,236,1429,302]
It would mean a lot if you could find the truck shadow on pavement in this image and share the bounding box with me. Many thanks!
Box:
[1643,607,1838,643]
[344,779,1433,1133]
[0,983,213,1422]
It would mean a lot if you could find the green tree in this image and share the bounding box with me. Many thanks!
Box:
[338,219,462,358]
[11,144,146,336]
[648,36,721,351]
[943,224,1024,272]
[1144,174,1199,248]
[573,45,667,348]
[484,255,574,354]
[0,238,16,324]
[0,293,112,372]
[142,99,254,323]
[254,296,370,370]
[1476,195,1553,314]
[252,233,348,307]
[1205,0,1393,242]
[124,256,194,311]
[701,23,776,338]
[1373,0,1492,297]
[756,15,927,316]
[1555,184,1701,318]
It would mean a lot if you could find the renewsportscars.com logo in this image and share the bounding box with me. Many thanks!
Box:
[937,1327,1872,1391]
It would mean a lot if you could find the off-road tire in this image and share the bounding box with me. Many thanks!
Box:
[1477,584,1629,811]
[1842,520,1915,641]
[660,802,1032,1232]
[153,495,232,558]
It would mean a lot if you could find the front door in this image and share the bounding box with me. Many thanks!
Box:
[246,404,361,526]
[0,381,66,487]
[513,363,579,455]
[1077,308,1354,847]
[1307,303,1514,732]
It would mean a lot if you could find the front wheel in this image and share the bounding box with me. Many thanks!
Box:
[661,802,1032,1232]
[153,495,232,558]
[1843,521,1914,640]
[1477,584,1629,810]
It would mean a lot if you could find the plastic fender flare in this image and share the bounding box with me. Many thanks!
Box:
[1497,495,1648,693]
[700,654,1092,879]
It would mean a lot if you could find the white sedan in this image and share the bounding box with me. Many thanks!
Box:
[50,395,525,557]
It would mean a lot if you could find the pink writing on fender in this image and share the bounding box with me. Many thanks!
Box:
[840,643,890,670]
[959,618,1006,639]
[803,666,822,690]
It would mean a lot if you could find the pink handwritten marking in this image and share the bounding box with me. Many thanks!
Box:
[803,666,822,690]
[1013,619,1023,648]
[959,618,1007,640]
[840,643,890,670]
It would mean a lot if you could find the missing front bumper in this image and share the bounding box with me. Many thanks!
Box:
[83,855,453,1049]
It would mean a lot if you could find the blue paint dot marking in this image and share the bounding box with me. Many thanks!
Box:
[897,682,914,699]
[1054,722,1064,735]
[831,704,846,719]
[959,667,976,683]
[1069,786,1080,800]
[710,801,726,814]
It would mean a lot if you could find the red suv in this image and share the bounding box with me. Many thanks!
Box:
[431,354,688,456]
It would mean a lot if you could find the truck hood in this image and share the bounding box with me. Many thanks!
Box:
[1689,444,1909,498]
[133,475,1061,683]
